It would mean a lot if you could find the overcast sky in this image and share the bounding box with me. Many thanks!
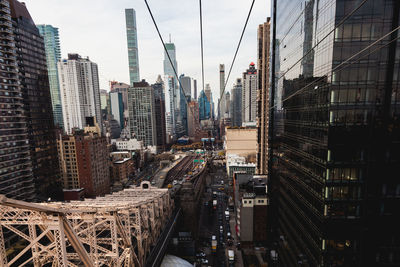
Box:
[23,0,270,104]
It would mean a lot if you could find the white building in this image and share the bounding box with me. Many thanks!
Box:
[242,62,257,123]
[114,138,143,151]
[58,54,102,134]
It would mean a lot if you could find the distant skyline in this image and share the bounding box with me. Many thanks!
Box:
[23,0,270,105]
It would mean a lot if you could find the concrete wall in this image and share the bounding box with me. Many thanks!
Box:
[240,202,254,242]
[225,128,257,157]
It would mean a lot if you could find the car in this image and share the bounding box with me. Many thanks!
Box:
[201,259,209,264]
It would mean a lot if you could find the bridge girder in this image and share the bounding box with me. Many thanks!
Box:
[0,182,172,267]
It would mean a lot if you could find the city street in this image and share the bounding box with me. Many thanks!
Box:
[196,166,242,267]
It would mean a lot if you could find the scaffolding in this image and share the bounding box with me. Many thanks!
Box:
[0,181,172,267]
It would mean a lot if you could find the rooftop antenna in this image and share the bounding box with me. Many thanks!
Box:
[169,33,171,43]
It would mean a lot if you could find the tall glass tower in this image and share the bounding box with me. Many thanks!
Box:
[37,24,63,128]
[164,42,179,136]
[125,8,140,85]
[269,0,400,266]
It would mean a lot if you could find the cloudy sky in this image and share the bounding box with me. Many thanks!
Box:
[24,0,270,104]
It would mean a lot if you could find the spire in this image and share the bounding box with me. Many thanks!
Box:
[169,33,171,43]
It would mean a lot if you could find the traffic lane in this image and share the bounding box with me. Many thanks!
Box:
[197,188,218,266]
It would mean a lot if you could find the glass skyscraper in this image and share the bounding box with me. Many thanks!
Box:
[269,0,400,266]
[37,24,63,128]
[199,90,211,121]
[125,8,140,85]
[164,42,180,136]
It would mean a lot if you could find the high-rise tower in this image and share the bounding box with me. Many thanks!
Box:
[163,42,179,136]
[231,78,243,127]
[256,19,270,175]
[242,63,257,123]
[270,0,400,266]
[219,64,225,119]
[37,24,63,129]
[0,0,34,201]
[128,80,156,147]
[125,8,140,85]
[58,54,102,134]
[11,0,61,200]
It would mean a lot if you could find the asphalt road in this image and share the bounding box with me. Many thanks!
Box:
[196,168,232,267]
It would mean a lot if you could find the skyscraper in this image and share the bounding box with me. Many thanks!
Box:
[193,79,197,100]
[58,54,102,134]
[110,91,124,129]
[128,80,156,147]
[180,74,191,99]
[256,19,270,175]
[231,78,243,127]
[10,0,61,200]
[0,0,34,201]
[270,0,400,266]
[163,42,179,136]
[219,64,226,119]
[199,90,211,121]
[242,63,257,123]
[125,8,140,84]
[224,91,231,118]
[152,76,167,151]
[37,24,63,129]
[179,74,191,135]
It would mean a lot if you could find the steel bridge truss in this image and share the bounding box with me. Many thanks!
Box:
[0,182,172,267]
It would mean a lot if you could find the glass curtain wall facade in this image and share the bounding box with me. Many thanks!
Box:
[0,0,34,201]
[152,77,167,151]
[11,0,61,200]
[37,24,63,129]
[271,0,400,266]
[125,8,140,85]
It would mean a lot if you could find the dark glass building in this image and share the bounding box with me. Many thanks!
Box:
[152,75,167,151]
[0,0,34,201]
[270,0,400,266]
[10,0,61,200]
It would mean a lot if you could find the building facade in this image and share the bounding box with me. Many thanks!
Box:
[225,127,257,158]
[11,0,61,200]
[0,0,34,201]
[164,42,179,136]
[110,91,124,129]
[110,81,130,120]
[219,64,225,119]
[128,80,156,147]
[193,79,197,100]
[125,8,140,84]
[231,78,243,127]
[270,0,400,266]
[152,76,167,150]
[199,90,211,121]
[256,19,270,175]
[187,100,200,140]
[242,63,257,123]
[58,54,102,134]
[36,24,63,128]
[57,129,110,198]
